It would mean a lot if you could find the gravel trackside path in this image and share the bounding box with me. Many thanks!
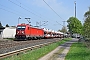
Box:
[0,38,60,54]
[38,38,78,60]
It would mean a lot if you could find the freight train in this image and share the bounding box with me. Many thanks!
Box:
[15,23,64,40]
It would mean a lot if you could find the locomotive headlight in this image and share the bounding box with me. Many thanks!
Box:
[22,31,24,34]
[17,31,19,34]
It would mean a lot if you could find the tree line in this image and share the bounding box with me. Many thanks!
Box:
[83,8,90,38]
[58,8,90,38]
[0,22,12,28]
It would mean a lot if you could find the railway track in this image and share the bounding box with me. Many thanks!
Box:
[0,38,62,59]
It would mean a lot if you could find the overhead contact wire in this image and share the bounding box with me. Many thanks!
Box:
[0,7,23,16]
[0,4,27,17]
[8,0,45,20]
[43,0,64,20]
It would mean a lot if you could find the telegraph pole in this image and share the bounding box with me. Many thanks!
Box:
[89,7,90,11]
[63,21,66,37]
[74,1,76,18]
[18,17,21,24]
[63,21,66,27]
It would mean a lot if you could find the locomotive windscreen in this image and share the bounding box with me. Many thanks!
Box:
[17,26,26,30]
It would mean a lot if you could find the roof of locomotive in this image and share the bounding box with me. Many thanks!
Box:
[17,23,29,26]
[17,23,43,29]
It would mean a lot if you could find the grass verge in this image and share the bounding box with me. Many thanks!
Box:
[4,38,71,60]
[65,42,90,60]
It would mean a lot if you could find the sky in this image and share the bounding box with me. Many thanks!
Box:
[0,0,90,31]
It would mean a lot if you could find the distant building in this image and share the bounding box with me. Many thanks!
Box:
[2,27,16,38]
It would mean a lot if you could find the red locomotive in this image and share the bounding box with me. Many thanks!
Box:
[15,23,44,40]
[15,23,64,40]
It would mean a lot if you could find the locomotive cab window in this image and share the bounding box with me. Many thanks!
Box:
[17,26,26,30]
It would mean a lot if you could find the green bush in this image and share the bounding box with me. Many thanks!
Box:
[65,42,90,60]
